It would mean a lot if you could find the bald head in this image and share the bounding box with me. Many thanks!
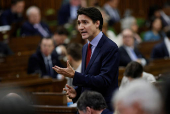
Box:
[26,6,41,24]
[122,29,134,47]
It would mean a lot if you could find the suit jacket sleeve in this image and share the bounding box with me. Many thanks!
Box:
[0,12,9,25]
[27,55,41,74]
[73,47,119,88]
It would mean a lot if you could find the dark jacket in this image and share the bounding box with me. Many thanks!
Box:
[0,9,23,26]
[119,46,146,67]
[27,50,62,78]
[151,41,169,59]
[72,34,119,112]
[20,21,52,37]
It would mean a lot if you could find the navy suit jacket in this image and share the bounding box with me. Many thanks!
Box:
[72,34,119,112]
[101,109,113,114]
[0,9,23,26]
[20,21,51,37]
[119,46,145,67]
[27,50,62,78]
[151,41,169,59]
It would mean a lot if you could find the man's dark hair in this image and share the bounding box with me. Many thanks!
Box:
[11,0,24,5]
[54,26,69,36]
[124,61,143,78]
[66,43,82,61]
[77,7,103,31]
[40,37,55,46]
[77,91,107,111]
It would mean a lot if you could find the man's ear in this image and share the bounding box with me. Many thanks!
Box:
[86,107,91,114]
[95,20,100,29]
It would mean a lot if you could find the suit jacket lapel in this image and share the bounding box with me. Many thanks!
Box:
[85,34,106,74]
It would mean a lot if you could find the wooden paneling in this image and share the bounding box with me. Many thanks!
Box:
[0,0,168,19]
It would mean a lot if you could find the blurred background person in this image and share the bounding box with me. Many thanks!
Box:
[0,93,34,114]
[77,91,112,114]
[27,38,63,79]
[113,80,162,114]
[66,43,82,87]
[52,26,69,56]
[119,29,147,67]
[151,29,170,59]
[119,61,156,90]
[0,0,25,26]
[103,0,120,26]
[121,17,142,44]
[20,6,51,37]
[58,0,81,25]
[143,17,165,41]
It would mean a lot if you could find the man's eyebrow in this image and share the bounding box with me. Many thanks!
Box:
[77,19,88,21]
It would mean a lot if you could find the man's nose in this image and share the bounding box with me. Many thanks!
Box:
[78,24,84,30]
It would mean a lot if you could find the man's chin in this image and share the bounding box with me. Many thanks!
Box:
[81,35,88,40]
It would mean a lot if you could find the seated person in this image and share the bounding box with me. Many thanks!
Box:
[103,0,120,26]
[52,26,69,55]
[27,38,62,79]
[151,29,170,59]
[119,61,156,90]
[58,0,81,25]
[0,0,25,26]
[119,29,147,67]
[77,91,112,114]
[20,6,51,38]
[66,43,82,87]
[144,17,165,41]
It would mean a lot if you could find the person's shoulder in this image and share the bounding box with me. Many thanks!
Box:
[101,108,113,114]
[22,21,32,27]
[1,9,11,15]
[103,34,118,49]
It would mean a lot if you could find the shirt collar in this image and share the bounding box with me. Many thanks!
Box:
[42,53,51,60]
[88,31,103,47]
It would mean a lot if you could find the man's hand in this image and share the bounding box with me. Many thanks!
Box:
[52,60,75,78]
[63,84,77,99]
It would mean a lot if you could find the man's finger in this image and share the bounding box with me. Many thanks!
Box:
[67,60,71,68]
[66,84,72,89]
[63,88,68,92]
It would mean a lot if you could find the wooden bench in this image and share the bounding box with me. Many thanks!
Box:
[9,36,41,53]
[31,92,67,106]
[137,40,161,59]
[33,105,77,114]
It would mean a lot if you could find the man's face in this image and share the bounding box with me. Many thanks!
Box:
[13,1,25,14]
[77,14,100,41]
[53,34,67,46]
[28,10,41,24]
[122,29,134,47]
[40,39,54,56]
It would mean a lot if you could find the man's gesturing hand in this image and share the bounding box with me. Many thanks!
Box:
[52,60,75,78]
[63,84,77,99]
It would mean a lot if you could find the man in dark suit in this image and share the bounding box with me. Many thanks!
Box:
[119,29,147,67]
[28,38,62,79]
[151,30,170,59]
[58,0,81,25]
[103,0,120,26]
[20,6,51,37]
[0,0,25,26]
[53,7,119,112]
[77,91,112,114]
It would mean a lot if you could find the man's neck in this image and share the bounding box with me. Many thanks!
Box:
[72,60,82,70]
[88,30,101,42]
